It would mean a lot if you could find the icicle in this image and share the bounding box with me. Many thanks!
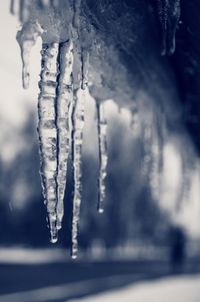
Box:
[38,43,59,243]
[56,41,74,230]
[96,101,108,213]
[16,21,43,89]
[71,88,85,259]
[168,0,181,55]
[157,0,168,56]
[10,0,15,14]
[10,0,18,15]
[157,0,181,55]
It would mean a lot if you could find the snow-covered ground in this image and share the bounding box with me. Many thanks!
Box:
[70,275,200,302]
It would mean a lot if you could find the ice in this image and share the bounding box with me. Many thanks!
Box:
[71,88,85,259]
[16,21,43,89]
[10,0,190,259]
[96,101,108,213]
[10,0,18,15]
[157,0,181,55]
[38,42,59,243]
[56,41,74,230]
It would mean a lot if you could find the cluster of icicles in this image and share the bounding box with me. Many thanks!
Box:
[10,0,181,258]
[11,0,108,259]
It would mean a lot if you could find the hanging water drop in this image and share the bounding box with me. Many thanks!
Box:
[56,41,74,230]
[16,21,43,89]
[71,88,85,259]
[96,101,108,213]
[38,43,59,243]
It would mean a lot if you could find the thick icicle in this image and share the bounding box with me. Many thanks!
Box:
[38,43,59,243]
[16,21,43,89]
[96,101,108,213]
[56,41,74,230]
[157,0,181,55]
[71,88,85,259]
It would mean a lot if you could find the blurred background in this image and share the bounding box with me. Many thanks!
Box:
[0,2,200,302]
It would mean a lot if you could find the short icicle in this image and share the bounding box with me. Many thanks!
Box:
[16,21,43,89]
[10,0,18,15]
[56,41,74,230]
[71,88,85,259]
[38,43,59,243]
[96,101,108,213]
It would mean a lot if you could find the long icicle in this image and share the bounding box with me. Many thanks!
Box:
[38,43,59,243]
[71,88,85,259]
[96,101,108,213]
[56,41,74,230]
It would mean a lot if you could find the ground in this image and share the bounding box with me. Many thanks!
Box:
[0,248,200,302]
[72,275,200,302]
